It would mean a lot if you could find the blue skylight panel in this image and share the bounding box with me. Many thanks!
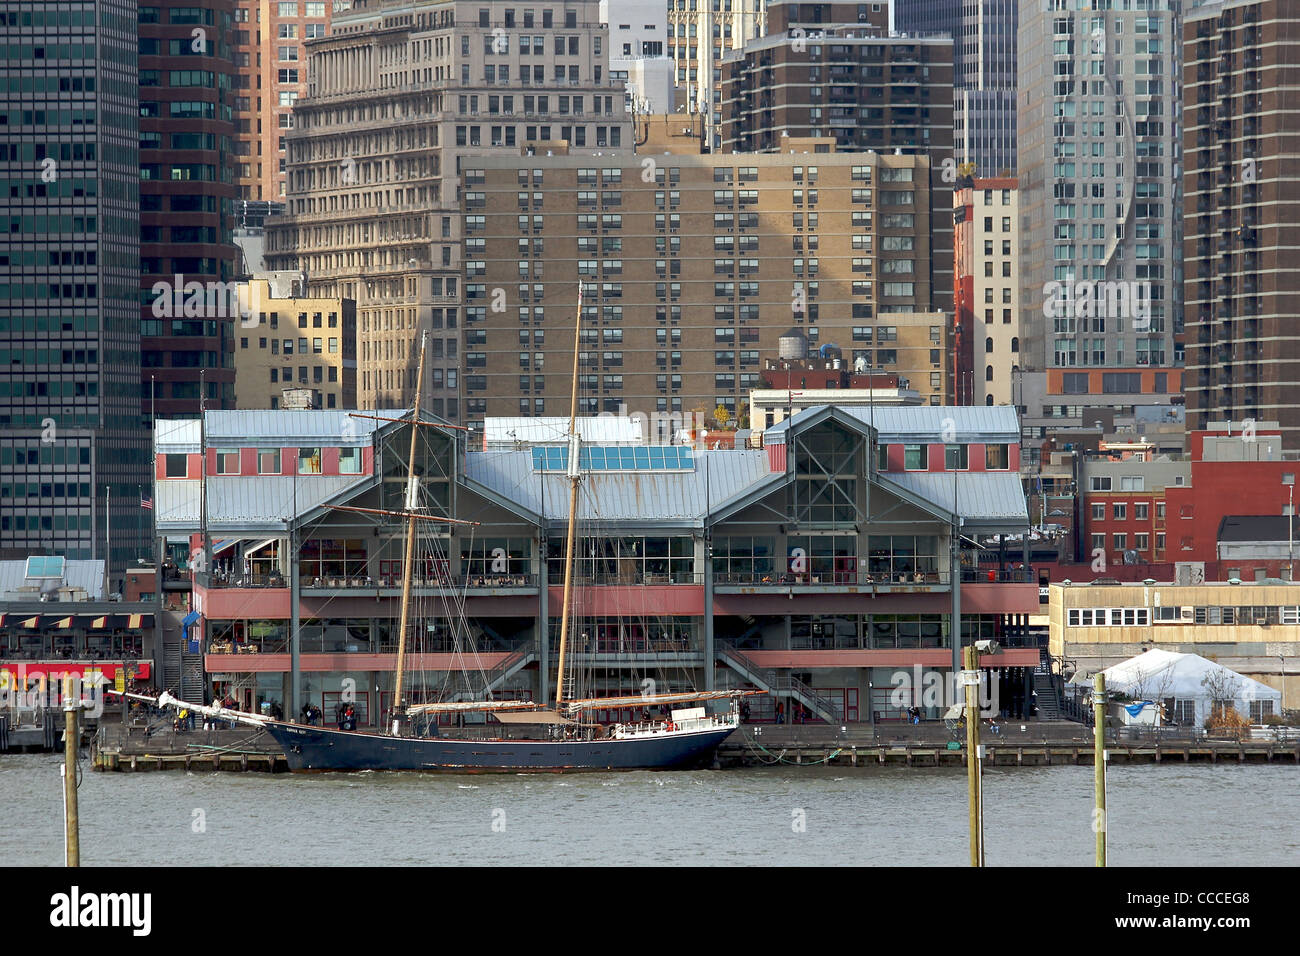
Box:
[532,444,696,472]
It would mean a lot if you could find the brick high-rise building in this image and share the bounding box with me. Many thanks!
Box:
[0,0,150,575]
[140,0,242,419]
[719,1,952,156]
[264,0,632,420]
[232,0,341,202]
[1183,0,1300,442]
[461,142,952,436]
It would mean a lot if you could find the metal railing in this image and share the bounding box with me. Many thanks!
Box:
[962,568,1036,583]
[716,643,840,724]
[545,571,704,586]
[714,569,948,587]
[201,572,540,590]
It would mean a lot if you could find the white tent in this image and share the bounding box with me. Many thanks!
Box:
[1084,649,1281,727]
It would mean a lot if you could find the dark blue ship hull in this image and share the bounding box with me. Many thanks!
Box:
[263,722,737,772]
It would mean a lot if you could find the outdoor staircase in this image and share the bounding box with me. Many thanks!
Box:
[181,658,206,701]
[161,636,182,694]
[1033,646,1063,720]
[715,643,841,723]
[482,642,537,696]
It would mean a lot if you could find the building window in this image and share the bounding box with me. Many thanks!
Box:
[165,454,188,478]
[945,445,967,470]
[215,449,239,475]
[258,449,281,475]
[904,444,928,470]
[298,447,322,474]
[985,444,1009,469]
[339,447,362,474]
[1113,503,1126,520]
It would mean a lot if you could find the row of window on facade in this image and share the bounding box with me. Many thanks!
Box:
[891,444,1012,471]
[240,336,340,355]
[1067,605,1300,627]
[161,447,362,478]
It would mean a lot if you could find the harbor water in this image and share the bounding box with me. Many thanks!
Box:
[2,754,1295,866]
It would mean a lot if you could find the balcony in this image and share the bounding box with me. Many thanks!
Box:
[546,571,703,587]
[713,568,951,590]
[200,571,539,592]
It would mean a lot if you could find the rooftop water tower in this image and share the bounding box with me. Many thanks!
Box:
[778,328,808,361]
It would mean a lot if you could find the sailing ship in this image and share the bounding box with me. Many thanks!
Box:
[121,286,755,771]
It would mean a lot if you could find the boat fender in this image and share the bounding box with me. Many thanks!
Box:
[666,721,675,733]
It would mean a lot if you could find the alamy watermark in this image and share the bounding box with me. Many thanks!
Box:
[0,664,105,718]
[1042,280,1152,332]
[149,274,264,328]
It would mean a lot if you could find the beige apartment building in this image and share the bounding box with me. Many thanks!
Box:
[1184,0,1300,442]
[234,276,358,408]
[234,0,340,202]
[955,177,1022,407]
[461,141,951,436]
[263,0,633,420]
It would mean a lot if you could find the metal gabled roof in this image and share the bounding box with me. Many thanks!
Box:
[464,448,773,528]
[155,409,403,454]
[0,559,105,600]
[155,419,200,452]
[155,475,369,533]
[483,416,643,446]
[883,471,1030,531]
[764,404,1021,445]
[203,409,393,446]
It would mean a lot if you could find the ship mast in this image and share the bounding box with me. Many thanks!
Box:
[391,331,429,734]
[554,283,584,710]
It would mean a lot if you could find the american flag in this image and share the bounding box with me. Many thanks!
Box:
[140,491,153,511]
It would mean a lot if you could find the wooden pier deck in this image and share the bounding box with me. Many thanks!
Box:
[718,723,1300,768]
[86,720,1300,772]
[91,726,288,773]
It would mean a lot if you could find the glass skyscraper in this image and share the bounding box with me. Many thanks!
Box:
[0,0,149,580]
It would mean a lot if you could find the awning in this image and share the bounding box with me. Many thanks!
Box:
[90,616,108,629]
[212,539,238,554]
[127,614,143,628]
[244,538,279,555]
[53,616,73,629]
[490,710,575,725]
[182,610,201,629]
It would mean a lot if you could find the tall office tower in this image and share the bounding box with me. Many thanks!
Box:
[264,0,632,420]
[891,0,958,37]
[719,2,950,155]
[955,178,1022,406]
[601,0,675,113]
[233,1,341,202]
[1184,0,1300,441]
[140,1,242,419]
[666,0,767,151]
[954,0,1017,176]
[896,0,1017,176]
[1018,1,1185,435]
[0,0,149,576]
[462,142,951,435]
